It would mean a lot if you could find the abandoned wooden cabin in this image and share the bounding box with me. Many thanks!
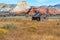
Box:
[32,13,42,21]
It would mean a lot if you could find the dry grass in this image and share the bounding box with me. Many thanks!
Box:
[0,17,60,40]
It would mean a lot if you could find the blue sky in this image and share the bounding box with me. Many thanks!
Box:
[0,0,60,6]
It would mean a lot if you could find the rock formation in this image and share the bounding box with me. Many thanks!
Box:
[28,7,60,16]
[11,1,30,13]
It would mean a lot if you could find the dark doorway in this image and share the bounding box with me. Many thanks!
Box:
[32,17,40,21]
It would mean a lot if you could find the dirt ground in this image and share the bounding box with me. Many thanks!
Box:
[0,17,60,40]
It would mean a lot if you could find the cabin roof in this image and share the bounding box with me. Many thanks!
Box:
[33,13,41,17]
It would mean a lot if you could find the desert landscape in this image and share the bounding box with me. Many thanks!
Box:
[0,0,60,40]
[0,17,60,40]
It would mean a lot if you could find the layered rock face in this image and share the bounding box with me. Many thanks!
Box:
[0,4,14,12]
[0,4,15,15]
[28,7,60,16]
[11,1,30,14]
[0,2,60,16]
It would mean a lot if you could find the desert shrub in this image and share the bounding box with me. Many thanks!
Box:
[26,25,37,32]
[25,14,29,17]
[30,25,36,30]
[0,29,8,34]
[3,24,18,30]
[30,25,37,29]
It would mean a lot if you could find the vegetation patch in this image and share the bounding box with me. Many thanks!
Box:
[2,24,18,30]
[30,25,37,29]
[0,29,8,34]
[25,25,37,32]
